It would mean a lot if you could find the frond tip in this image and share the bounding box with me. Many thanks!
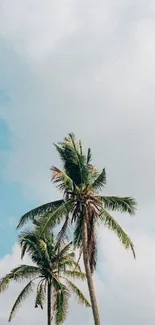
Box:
[100,208,136,258]
[9,280,34,321]
[99,196,137,215]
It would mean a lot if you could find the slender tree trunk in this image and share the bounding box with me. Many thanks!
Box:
[83,218,101,325]
[47,278,52,325]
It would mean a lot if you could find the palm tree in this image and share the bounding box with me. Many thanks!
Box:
[0,230,90,324]
[17,133,137,325]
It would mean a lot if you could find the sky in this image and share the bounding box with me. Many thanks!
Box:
[0,0,155,324]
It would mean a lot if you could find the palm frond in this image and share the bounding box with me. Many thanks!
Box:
[8,280,35,321]
[54,134,89,185]
[35,280,46,309]
[0,265,39,294]
[10,265,40,281]
[92,168,106,190]
[51,166,73,192]
[100,209,136,258]
[17,200,64,229]
[38,201,74,233]
[53,277,69,325]
[64,279,90,307]
[56,215,71,244]
[87,148,92,164]
[99,196,137,215]
[62,270,86,280]
[0,274,12,293]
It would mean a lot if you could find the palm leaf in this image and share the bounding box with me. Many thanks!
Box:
[100,209,136,258]
[53,277,69,325]
[87,148,92,164]
[38,201,74,233]
[64,279,90,307]
[62,270,86,280]
[99,196,137,215]
[35,281,45,309]
[0,266,39,293]
[92,168,106,190]
[17,200,64,229]
[10,265,40,281]
[51,166,73,191]
[8,280,35,321]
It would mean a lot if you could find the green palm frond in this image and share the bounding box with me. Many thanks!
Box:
[87,148,92,164]
[17,200,64,229]
[54,134,89,185]
[99,196,137,215]
[38,201,74,233]
[53,277,69,325]
[56,242,73,259]
[35,281,45,309]
[59,259,81,272]
[92,168,106,190]
[19,230,42,260]
[0,274,12,293]
[100,209,136,258]
[19,230,53,268]
[0,266,39,294]
[10,265,40,281]
[62,270,86,280]
[64,279,90,307]
[56,215,71,244]
[51,166,73,192]
[8,280,35,321]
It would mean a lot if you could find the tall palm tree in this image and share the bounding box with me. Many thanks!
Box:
[0,230,90,325]
[17,133,137,325]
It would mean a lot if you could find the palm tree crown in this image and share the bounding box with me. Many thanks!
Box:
[0,230,90,324]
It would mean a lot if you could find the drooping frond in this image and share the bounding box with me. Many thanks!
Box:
[51,166,73,192]
[64,279,90,307]
[8,280,35,321]
[56,215,71,244]
[56,242,73,259]
[53,277,69,325]
[38,201,74,233]
[99,196,137,215]
[35,280,46,309]
[62,270,86,280]
[100,209,136,258]
[17,200,64,229]
[10,265,40,281]
[0,266,39,294]
[92,168,106,190]
[0,274,12,293]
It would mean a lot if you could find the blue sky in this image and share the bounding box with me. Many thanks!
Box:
[1,1,155,325]
[0,119,37,255]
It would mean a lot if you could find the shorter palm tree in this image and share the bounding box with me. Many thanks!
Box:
[0,230,90,325]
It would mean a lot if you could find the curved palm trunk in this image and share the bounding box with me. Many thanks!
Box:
[47,278,52,325]
[83,219,101,325]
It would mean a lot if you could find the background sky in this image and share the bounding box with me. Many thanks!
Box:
[0,0,155,324]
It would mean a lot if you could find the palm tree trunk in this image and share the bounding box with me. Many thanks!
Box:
[82,218,101,325]
[47,278,52,325]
